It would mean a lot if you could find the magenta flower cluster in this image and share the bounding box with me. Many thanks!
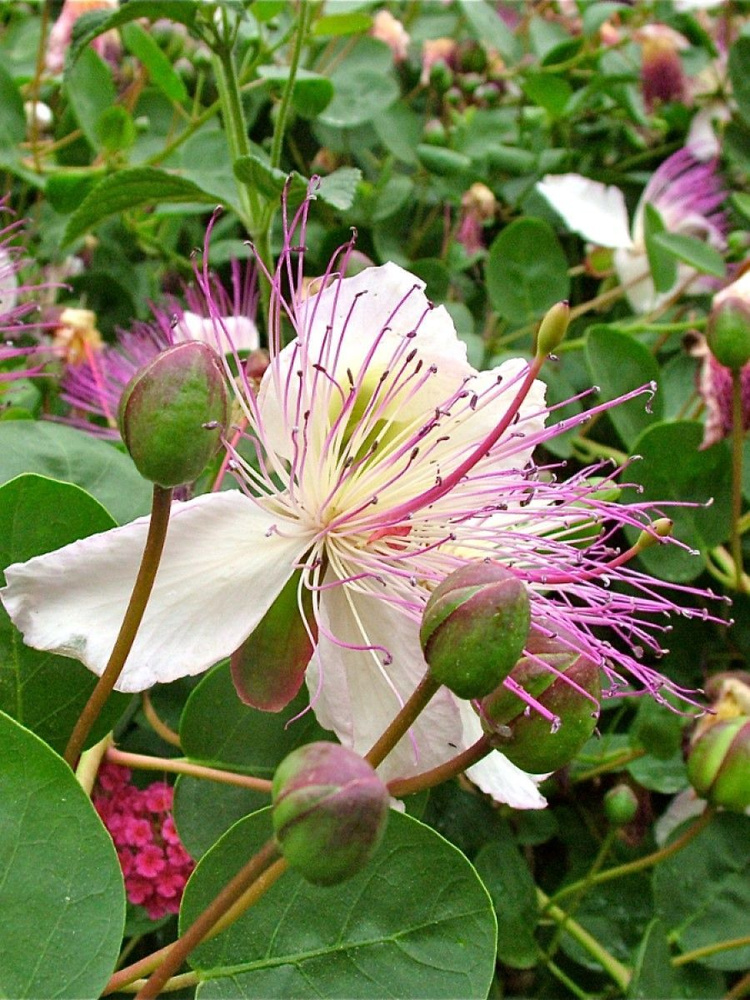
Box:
[93,763,194,920]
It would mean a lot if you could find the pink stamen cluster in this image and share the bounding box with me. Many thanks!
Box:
[640,148,727,247]
[93,762,194,920]
[0,199,50,379]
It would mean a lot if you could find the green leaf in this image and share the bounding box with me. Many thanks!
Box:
[0,421,152,524]
[70,1,199,64]
[64,46,116,149]
[654,812,750,971]
[457,0,521,63]
[183,808,497,999]
[95,105,136,153]
[180,661,330,773]
[318,70,398,128]
[174,776,269,860]
[585,325,663,448]
[0,710,125,998]
[729,36,750,128]
[732,191,750,224]
[234,156,360,210]
[521,74,573,119]
[0,60,26,149]
[257,66,334,118]
[121,21,188,103]
[629,919,684,999]
[474,822,538,969]
[0,475,130,753]
[416,144,473,176]
[63,167,220,245]
[486,218,570,324]
[650,232,726,279]
[312,11,372,36]
[643,203,678,294]
[374,103,421,164]
[624,421,732,582]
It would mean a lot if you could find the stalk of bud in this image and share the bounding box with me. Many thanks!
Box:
[272,743,390,886]
[118,342,229,487]
[420,562,531,700]
[480,625,601,773]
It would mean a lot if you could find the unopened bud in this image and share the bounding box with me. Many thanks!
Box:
[604,784,639,826]
[687,715,750,813]
[420,562,530,700]
[707,297,750,372]
[536,301,570,358]
[119,342,229,487]
[635,518,674,552]
[272,743,390,886]
[480,625,601,772]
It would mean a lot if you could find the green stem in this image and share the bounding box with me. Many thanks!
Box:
[572,437,628,466]
[673,933,750,967]
[105,746,273,794]
[548,806,715,908]
[571,747,645,785]
[730,369,746,593]
[365,672,441,769]
[212,43,260,230]
[537,889,631,992]
[269,0,315,170]
[119,972,199,994]
[63,485,174,768]
[535,947,591,1000]
[726,967,750,1000]
[387,735,493,798]
[135,840,282,1000]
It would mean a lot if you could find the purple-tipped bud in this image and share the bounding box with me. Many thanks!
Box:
[604,784,639,827]
[118,342,229,487]
[480,626,601,773]
[535,301,570,358]
[687,716,750,813]
[420,562,531,700]
[706,298,750,372]
[272,743,390,887]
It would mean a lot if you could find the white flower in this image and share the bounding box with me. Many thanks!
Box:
[537,148,727,312]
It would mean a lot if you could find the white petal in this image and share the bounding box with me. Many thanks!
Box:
[174,311,260,354]
[466,751,548,810]
[0,247,19,313]
[308,582,473,783]
[613,246,662,313]
[537,174,633,249]
[1,491,312,692]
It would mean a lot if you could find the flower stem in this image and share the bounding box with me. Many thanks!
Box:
[387,735,493,798]
[105,746,274,794]
[672,933,750,967]
[547,806,715,908]
[135,840,283,1000]
[142,691,182,748]
[270,0,315,170]
[365,671,441,769]
[730,368,746,593]
[63,485,174,769]
[537,889,631,992]
[726,967,750,1000]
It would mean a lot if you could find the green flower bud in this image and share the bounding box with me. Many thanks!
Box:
[422,119,448,147]
[687,716,750,813]
[118,342,229,488]
[272,743,390,886]
[420,562,531,700]
[706,298,750,371]
[604,784,639,827]
[535,301,570,358]
[429,60,454,94]
[480,626,601,773]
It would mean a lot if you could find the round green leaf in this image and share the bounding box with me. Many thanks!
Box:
[0,710,125,998]
[622,421,732,582]
[654,812,750,971]
[486,218,570,324]
[182,808,497,999]
[319,70,398,128]
[585,325,663,448]
[0,474,130,752]
[0,421,152,525]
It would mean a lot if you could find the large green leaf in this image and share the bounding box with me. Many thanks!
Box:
[486,218,570,324]
[623,421,732,582]
[585,325,663,448]
[0,475,130,753]
[64,46,115,149]
[121,21,188,103]
[0,421,151,524]
[457,0,521,63]
[474,822,538,969]
[182,808,497,999]
[63,167,221,245]
[0,710,125,998]
[628,919,724,999]
[654,812,750,971]
[643,203,677,295]
[650,232,726,280]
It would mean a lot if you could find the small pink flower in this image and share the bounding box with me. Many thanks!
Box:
[46,0,120,75]
[371,10,410,63]
[135,844,167,878]
[144,782,172,813]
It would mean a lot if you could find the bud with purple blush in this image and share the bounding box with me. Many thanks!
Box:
[272,743,390,886]
[119,342,229,488]
[420,562,531,700]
